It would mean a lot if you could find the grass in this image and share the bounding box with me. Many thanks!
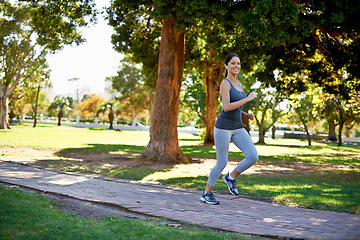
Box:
[0,186,265,240]
[1,123,360,214]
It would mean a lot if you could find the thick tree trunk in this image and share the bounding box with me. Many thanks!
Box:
[203,65,223,144]
[142,17,187,164]
[0,97,10,129]
[328,119,337,141]
[258,125,266,144]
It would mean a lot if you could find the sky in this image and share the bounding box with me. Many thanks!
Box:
[46,1,123,99]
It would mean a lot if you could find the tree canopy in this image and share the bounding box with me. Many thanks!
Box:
[252,0,360,97]
[0,0,97,129]
[106,0,360,161]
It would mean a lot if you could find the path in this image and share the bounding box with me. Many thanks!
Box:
[0,161,359,240]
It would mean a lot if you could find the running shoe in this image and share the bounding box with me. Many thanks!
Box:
[222,172,239,196]
[200,191,220,205]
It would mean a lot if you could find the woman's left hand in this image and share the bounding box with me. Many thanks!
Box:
[247,113,255,121]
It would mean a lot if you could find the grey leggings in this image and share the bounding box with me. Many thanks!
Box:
[207,127,259,187]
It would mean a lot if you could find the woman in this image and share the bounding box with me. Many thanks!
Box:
[200,53,258,205]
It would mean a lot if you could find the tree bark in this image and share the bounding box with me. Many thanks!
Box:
[271,125,276,139]
[109,111,114,129]
[327,119,337,141]
[258,129,266,144]
[302,120,312,146]
[203,65,223,144]
[142,17,187,164]
[33,85,41,128]
[0,96,10,129]
[338,122,343,146]
[57,109,63,126]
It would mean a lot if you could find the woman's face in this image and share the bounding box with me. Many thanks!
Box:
[227,57,241,76]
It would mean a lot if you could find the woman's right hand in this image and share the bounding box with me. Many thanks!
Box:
[247,92,257,101]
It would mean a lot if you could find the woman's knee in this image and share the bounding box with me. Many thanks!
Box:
[246,151,259,164]
[214,161,227,171]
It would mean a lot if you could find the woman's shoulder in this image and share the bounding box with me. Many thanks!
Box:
[221,78,231,86]
[220,78,231,93]
[220,79,231,91]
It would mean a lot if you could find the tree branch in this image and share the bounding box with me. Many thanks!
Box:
[311,30,334,58]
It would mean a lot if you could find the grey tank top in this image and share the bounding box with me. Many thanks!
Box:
[215,78,247,130]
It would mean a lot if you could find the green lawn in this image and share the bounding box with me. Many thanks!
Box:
[0,186,265,240]
[1,123,360,214]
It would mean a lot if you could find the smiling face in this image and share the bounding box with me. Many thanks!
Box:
[226,56,241,76]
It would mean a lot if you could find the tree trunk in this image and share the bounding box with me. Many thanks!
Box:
[271,125,276,139]
[258,124,266,144]
[328,119,337,141]
[203,65,223,144]
[0,96,10,129]
[338,121,343,146]
[302,120,312,146]
[109,111,114,129]
[33,85,41,128]
[57,110,63,126]
[142,17,187,164]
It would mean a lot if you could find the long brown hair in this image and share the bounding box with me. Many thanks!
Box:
[224,53,239,78]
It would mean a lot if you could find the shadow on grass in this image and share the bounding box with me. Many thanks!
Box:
[53,142,360,166]
[56,143,146,156]
[264,142,360,153]
[261,154,360,165]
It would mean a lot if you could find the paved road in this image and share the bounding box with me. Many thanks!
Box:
[1,161,359,240]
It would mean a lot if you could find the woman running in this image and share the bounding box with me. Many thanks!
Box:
[200,53,258,205]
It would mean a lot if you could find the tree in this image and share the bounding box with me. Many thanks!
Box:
[97,100,117,129]
[108,0,360,160]
[202,59,224,144]
[181,75,207,129]
[333,95,360,146]
[252,0,360,98]
[184,13,267,144]
[289,89,321,146]
[321,98,338,141]
[107,0,234,163]
[106,60,152,121]
[344,114,360,137]
[48,96,72,126]
[8,65,51,126]
[251,82,286,144]
[77,94,105,120]
[25,64,52,127]
[0,0,96,129]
